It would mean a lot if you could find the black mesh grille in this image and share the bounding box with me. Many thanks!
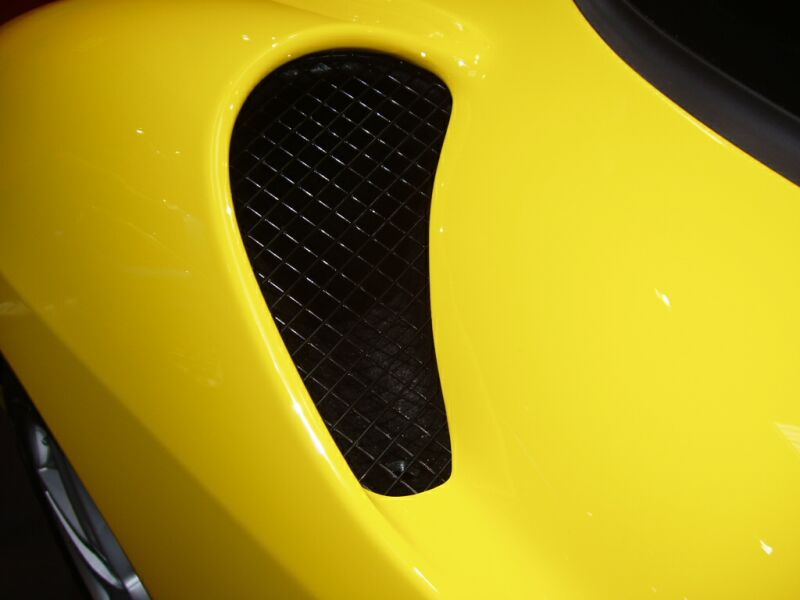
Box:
[229,52,453,495]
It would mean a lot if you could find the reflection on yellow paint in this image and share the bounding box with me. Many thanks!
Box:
[776,422,800,455]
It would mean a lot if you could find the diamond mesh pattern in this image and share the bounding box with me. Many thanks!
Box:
[229,52,453,495]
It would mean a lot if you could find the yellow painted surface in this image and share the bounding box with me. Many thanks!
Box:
[2,0,800,597]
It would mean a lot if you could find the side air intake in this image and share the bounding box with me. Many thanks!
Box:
[229,52,453,495]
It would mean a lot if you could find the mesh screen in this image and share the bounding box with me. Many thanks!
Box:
[229,52,452,495]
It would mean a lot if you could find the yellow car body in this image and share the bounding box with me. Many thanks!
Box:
[2,0,800,597]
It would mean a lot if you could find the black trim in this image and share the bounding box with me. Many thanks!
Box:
[574,0,800,187]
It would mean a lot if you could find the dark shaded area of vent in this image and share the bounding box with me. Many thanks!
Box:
[229,52,453,495]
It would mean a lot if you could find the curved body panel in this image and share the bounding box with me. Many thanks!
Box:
[2,1,800,597]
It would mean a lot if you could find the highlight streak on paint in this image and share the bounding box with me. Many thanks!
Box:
[655,288,671,309]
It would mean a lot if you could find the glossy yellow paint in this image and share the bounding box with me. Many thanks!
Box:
[2,0,800,597]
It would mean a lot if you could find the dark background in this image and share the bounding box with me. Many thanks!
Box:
[629,0,800,118]
[0,407,85,598]
[0,0,51,27]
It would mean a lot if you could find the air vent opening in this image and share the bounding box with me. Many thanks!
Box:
[229,51,452,496]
